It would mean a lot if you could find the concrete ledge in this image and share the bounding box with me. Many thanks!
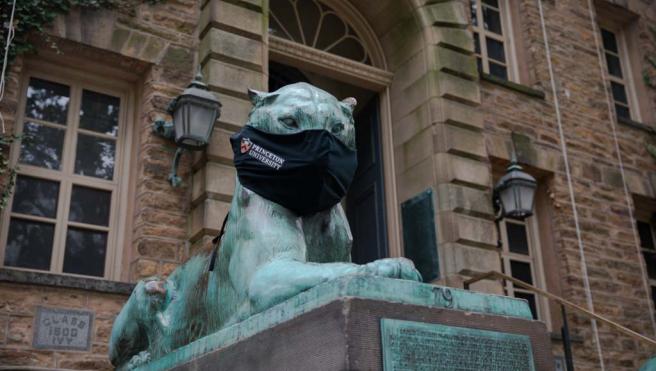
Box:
[138,276,536,370]
[0,268,134,295]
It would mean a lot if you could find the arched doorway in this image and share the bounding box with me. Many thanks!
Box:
[267,0,397,262]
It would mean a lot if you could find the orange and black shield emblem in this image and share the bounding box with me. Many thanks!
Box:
[241,138,252,154]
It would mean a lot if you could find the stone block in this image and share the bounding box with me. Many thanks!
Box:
[434,153,491,189]
[141,277,552,371]
[132,259,159,279]
[392,104,430,148]
[136,237,179,261]
[190,198,231,241]
[216,94,251,129]
[428,45,478,80]
[7,315,33,346]
[391,50,427,93]
[160,45,195,86]
[140,36,168,63]
[200,0,264,38]
[123,32,148,60]
[434,123,486,160]
[110,27,131,53]
[625,169,652,197]
[402,126,434,170]
[602,166,624,189]
[419,2,469,28]
[390,74,430,120]
[207,127,238,161]
[397,157,435,204]
[429,97,483,130]
[0,349,56,368]
[191,162,236,203]
[438,211,497,248]
[433,71,481,105]
[200,28,263,68]
[443,243,501,276]
[80,9,116,49]
[435,183,494,216]
[205,162,237,196]
[204,59,264,97]
[427,27,474,53]
[379,17,424,69]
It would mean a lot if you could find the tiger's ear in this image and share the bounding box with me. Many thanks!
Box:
[341,97,357,113]
[248,88,279,107]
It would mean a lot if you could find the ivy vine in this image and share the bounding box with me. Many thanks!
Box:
[0,134,22,210]
[644,25,656,90]
[0,0,163,209]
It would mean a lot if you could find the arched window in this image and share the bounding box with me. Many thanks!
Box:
[269,0,372,65]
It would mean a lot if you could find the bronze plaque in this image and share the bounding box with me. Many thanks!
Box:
[401,189,439,282]
[381,318,535,371]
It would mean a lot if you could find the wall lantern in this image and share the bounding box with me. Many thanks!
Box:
[153,68,221,187]
[493,159,537,220]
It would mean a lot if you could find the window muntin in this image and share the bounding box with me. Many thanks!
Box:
[637,220,656,311]
[268,0,372,65]
[600,27,639,122]
[500,216,548,322]
[1,73,126,279]
[470,0,516,81]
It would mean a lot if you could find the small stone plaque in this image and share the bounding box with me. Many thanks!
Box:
[33,306,94,351]
[381,318,535,371]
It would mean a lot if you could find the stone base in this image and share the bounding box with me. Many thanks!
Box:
[138,276,554,370]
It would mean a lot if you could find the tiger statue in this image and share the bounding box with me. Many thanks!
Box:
[109,83,421,369]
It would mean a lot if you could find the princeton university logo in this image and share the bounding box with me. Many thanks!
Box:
[240,138,252,153]
[240,137,285,170]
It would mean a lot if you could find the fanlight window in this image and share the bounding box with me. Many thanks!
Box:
[269,0,372,65]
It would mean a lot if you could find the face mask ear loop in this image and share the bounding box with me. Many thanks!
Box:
[208,212,230,272]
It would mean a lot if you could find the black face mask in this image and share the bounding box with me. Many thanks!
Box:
[230,126,357,216]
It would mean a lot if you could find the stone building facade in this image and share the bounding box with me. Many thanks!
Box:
[0,0,654,369]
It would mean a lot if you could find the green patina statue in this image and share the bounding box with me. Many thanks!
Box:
[109,83,422,369]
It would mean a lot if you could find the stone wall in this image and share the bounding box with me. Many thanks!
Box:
[1,0,655,369]
[481,0,656,369]
[0,1,201,368]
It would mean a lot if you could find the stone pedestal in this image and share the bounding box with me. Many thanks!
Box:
[138,277,554,370]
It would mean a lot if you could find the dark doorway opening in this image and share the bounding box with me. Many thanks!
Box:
[268,61,388,263]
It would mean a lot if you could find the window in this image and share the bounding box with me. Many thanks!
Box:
[500,215,549,322]
[268,0,371,65]
[470,0,516,81]
[600,27,640,122]
[636,220,656,311]
[0,67,130,279]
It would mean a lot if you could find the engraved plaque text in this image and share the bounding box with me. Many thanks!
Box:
[381,318,535,371]
[33,306,94,351]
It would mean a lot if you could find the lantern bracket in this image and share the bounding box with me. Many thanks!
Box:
[152,120,185,187]
[149,68,220,188]
[169,147,185,187]
[153,118,175,140]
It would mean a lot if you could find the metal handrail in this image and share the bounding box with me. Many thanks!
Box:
[463,270,656,348]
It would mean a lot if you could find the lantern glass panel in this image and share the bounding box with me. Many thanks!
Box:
[173,97,218,149]
[173,103,188,143]
[499,186,518,215]
[519,183,536,214]
[189,104,213,139]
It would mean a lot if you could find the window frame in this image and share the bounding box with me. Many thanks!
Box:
[637,218,656,310]
[598,23,642,123]
[0,60,135,281]
[470,0,519,82]
[499,214,551,328]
